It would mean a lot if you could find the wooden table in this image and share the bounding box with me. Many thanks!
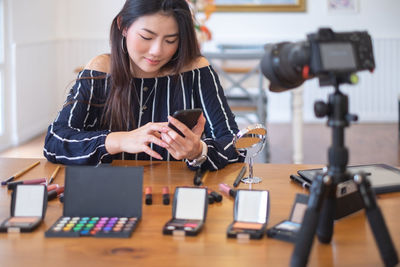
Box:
[0,158,399,266]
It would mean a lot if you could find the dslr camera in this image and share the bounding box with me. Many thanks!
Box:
[261,28,375,92]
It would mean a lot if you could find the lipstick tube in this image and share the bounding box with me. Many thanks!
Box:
[219,183,237,198]
[145,186,152,205]
[162,186,170,205]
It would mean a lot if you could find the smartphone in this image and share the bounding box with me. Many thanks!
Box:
[168,108,202,137]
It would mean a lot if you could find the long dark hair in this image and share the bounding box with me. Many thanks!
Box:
[102,0,200,131]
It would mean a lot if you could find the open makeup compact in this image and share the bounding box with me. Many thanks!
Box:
[227,189,270,239]
[163,187,208,236]
[0,184,47,233]
[266,193,308,242]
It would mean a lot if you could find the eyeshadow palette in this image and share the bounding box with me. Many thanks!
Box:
[45,166,143,239]
[45,216,138,238]
[3,217,41,228]
[227,189,270,239]
[163,219,203,235]
[0,185,47,233]
[163,187,208,236]
[266,193,308,243]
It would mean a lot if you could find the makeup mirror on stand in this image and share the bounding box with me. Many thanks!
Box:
[234,124,267,189]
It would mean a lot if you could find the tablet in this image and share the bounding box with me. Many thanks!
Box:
[298,164,400,194]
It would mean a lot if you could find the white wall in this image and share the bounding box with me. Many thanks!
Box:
[4,0,62,147]
[208,0,400,42]
[205,0,400,122]
[4,0,400,149]
[63,0,124,39]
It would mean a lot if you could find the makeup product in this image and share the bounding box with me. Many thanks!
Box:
[145,186,152,205]
[266,193,308,243]
[48,186,65,201]
[7,178,47,190]
[47,184,59,192]
[1,161,40,185]
[208,189,223,203]
[45,165,143,238]
[290,174,311,189]
[193,168,207,186]
[227,189,270,239]
[163,187,208,236]
[47,190,58,201]
[219,183,237,198]
[0,184,47,233]
[59,193,64,203]
[207,194,215,204]
[233,166,247,187]
[48,166,61,184]
[47,216,139,238]
[162,186,170,205]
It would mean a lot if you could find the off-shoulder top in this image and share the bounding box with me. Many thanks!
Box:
[43,65,245,170]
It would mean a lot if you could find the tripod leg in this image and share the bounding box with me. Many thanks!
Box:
[317,192,335,243]
[355,173,399,267]
[291,174,330,267]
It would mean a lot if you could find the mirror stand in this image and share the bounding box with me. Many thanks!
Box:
[241,157,262,187]
[234,124,267,189]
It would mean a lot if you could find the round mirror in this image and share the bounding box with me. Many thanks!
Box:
[234,124,267,186]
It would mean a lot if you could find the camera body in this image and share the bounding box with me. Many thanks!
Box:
[261,28,375,91]
[307,28,375,83]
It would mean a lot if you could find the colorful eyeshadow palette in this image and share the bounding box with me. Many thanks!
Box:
[45,216,138,238]
[45,166,143,239]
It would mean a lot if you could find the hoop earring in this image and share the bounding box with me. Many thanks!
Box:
[121,36,127,54]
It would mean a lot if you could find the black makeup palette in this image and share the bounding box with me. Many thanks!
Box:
[267,193,308,243]
[45,165,143,238]
[0,184,47,233]
[227,189,270,239]
[163,187,208,236]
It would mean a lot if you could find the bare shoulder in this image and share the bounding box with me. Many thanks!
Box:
[183,56,210,72]
[84,54,111,73]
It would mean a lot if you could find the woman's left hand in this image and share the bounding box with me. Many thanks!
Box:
[161,113,206,160]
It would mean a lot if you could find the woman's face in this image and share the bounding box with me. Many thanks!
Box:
[124,12,179,78]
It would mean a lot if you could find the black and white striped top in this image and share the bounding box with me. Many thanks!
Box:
[43,65,245,170]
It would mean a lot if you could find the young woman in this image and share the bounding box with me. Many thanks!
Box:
[44,0,244,170]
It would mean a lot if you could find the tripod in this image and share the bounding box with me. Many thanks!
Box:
[290,81,399,267]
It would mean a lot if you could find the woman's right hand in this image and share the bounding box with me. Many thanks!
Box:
[105,122,170,159]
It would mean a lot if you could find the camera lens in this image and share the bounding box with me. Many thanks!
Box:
[261,41,309,92]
